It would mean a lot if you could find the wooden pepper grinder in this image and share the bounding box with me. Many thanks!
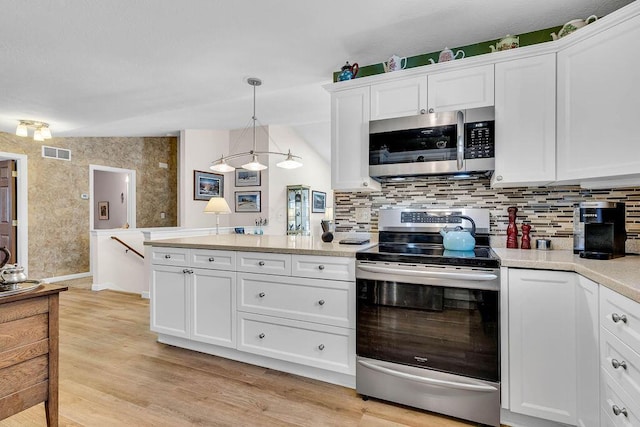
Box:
[521,223,531,249]
[507,206,519,249]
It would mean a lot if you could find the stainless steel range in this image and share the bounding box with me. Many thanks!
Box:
[356,208,500,427]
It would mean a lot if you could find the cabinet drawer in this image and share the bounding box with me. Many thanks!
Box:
[601,369,640,426]
[0,314,48,351]
[237,251,291,275]
[0,355,48,399]
[150,247,189,266]
[291,255,354,282]
[600,286,640,353]
[601,327,640,406]
[190,249,235,270]
[0,298,49,324]
[237,272,353,328]
[237,312,354,374]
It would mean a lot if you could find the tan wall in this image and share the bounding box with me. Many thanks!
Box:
[0,132,177,279]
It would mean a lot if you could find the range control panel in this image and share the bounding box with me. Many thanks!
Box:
[465,121,494,159]
[401,211,463,224]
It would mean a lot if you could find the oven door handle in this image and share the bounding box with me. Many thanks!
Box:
[357,265,497,281]
[358,360,498,392]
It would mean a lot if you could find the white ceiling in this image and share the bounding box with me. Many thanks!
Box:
[0,0,633,161]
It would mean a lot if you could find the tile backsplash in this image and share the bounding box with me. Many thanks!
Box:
[334,176,640,245]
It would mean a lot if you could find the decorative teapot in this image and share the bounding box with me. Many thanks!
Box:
[489,35,519,52]
[338,61,359,81]
[382,54,407,73]
[428,47,465,64]
[551,15,598,40]
[439,215,476,251]
[0,247,27,285]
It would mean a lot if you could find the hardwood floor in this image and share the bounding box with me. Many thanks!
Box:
[0,288,479,427]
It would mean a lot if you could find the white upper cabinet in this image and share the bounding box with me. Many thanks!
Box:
[493,54,556,187]
[427,64,494,112]
[370,76,428,120]
[331,87,381,191]
[557,12,640,183]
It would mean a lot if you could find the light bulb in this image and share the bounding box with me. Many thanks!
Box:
[242,155,267,171]
[210,159,236,173]
[40,127,52,139]
[33,129,44,141]
[16,123,28,137]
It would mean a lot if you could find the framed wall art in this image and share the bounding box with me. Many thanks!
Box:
[312,191,326,213]
[98,201,109,220]
[235,168,261,187]
[194,170,224,201]
[235,191,261,212]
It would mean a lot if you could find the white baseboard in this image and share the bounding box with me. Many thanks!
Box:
[91,283,111,291]
[43,272,92,283]
[141,291,149,299]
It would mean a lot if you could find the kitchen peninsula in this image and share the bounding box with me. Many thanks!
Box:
[144,234,373,388]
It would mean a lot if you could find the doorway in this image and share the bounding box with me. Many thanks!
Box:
[0,152,28,272]
[89,165,136,230]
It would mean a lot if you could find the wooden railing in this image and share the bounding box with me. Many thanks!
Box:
[110,236,144,259]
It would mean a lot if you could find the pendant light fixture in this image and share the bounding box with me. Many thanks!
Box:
[15,120,53,141]
[210,77,303,173]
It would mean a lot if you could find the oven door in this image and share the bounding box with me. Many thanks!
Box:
[356,261,499,382]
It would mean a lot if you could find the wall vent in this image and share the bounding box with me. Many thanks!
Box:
[42,145,71,161]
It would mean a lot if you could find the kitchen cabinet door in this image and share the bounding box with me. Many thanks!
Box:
[508,269,578,425]
[150,265,189,338]
[370,76,427,120]
[427,64,494,112]
[493,54,556,188]
[557,13,640,183]
[331,87,381,191]
[191,268,236,348]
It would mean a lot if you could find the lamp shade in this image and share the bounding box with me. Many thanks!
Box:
[204,197,231,214]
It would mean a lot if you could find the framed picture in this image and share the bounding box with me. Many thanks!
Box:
[194,170,224,201]
[98,201,109,220]
[312,191,326,213]
[235,168,261,187]
[235,191,261,212]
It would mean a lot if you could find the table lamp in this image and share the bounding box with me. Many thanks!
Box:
[204,197,231,234]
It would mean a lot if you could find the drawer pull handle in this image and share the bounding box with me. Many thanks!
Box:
[612,359,628,370]
[165,254,171,259]
[318,300,325,306]
[318,344,325,351]
[208,257,215,262]
[318,265,325,270]
[258,261,265,266]
[612,405,628,417]
[259,292,266,298]
[182,269,189,274]
[612,313,628,324]
[259,333,265,339]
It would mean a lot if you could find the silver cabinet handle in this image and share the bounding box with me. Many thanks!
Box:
[208,257,215,262]
[612,405,628,417]
[420,108,426,114]
[496,175,503,181]
[318,344,325,351]
[428,108,434,113]
[182,268,189,274]
[318,300,325,306]
[258,292,265,298]
[612,359,628,370]
[258,333,265,339]
[164,254,171,259]
[362,181,368,187]
[612,313,628,323]
[258,261,265,266]
[318,265,325,270]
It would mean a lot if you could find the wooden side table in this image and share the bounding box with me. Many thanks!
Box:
[0,284,68,426]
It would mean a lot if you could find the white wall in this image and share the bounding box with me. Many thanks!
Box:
[268,125,332,237]
[94,170,129,229]
[179,129,230,228]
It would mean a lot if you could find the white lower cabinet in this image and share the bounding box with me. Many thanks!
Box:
[150,246,356,382]
[506,268,598,426]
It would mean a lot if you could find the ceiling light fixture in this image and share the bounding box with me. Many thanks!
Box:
[15,120,52,141]
[210,77,303,173]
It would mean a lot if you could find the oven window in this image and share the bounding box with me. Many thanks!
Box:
[357,279,499,382]
[369,125,457,165]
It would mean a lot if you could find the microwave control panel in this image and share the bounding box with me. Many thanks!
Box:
[465,121,494,159]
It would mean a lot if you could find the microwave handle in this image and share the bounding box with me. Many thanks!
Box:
[456,110,464,170]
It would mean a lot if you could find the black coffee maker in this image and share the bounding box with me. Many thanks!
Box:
[578,202,627,260]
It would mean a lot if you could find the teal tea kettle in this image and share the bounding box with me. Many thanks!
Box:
[440,215,476,251]
[338,61,359,81]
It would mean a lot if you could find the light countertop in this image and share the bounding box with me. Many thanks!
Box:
[494,248,640,303]
[145,234,377,257]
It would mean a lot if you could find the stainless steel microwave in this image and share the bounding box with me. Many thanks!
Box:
[369,107,495,179]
